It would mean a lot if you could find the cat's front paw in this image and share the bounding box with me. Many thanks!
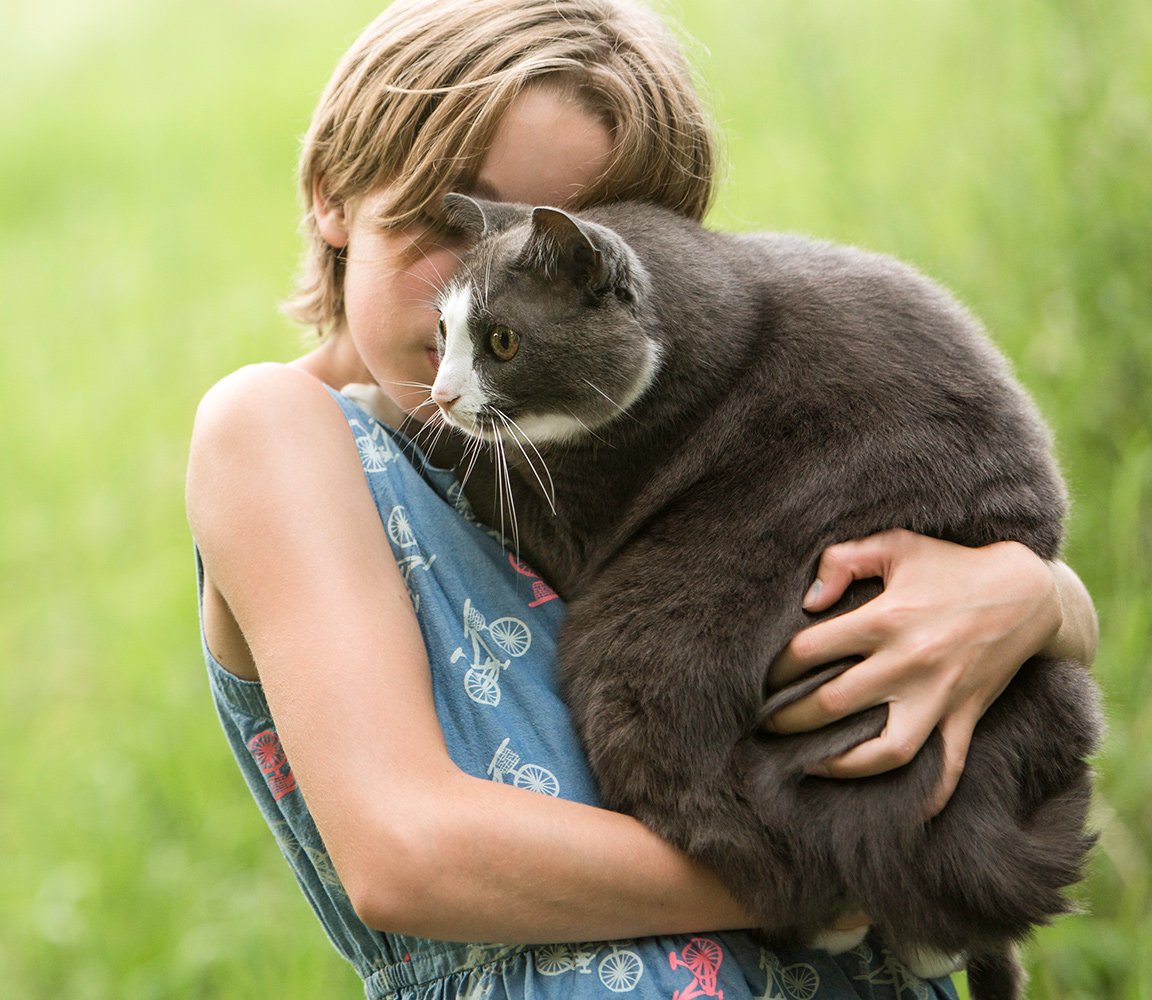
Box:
[808,924,870,955]
[340,382,403,426]
[896,944,966,979]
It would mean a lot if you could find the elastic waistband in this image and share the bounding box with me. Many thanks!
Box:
[363,943,531,998]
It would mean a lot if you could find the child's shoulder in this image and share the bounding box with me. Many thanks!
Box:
[194,361,334,428]
[188,362,356,506]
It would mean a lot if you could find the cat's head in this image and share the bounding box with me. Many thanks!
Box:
[430,194,660,446]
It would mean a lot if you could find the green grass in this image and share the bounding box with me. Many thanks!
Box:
[2,0,1149,996]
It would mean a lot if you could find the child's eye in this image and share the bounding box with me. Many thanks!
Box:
[488,325,520,361]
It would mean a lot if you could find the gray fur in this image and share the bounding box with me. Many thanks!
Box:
[434,196,1103,999]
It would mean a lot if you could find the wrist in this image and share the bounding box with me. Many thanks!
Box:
[985,540,1062,655]
[1042,558,1066,649]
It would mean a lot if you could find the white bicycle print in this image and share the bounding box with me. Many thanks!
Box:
[756,949,820,1000]
[351,418,398,472]
[452,598,532,706]
[386,505,418,548]
[486,738,560,797]
[533,942,645,992]
[387,506,436,612]
[850,942,932,1000]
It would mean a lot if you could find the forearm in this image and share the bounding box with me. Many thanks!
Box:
[1041,559,1098,664]
[346,770,754,942]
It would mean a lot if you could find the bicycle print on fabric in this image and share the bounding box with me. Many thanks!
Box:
[670,938,726,1000]
[386,504,437,613]
[506,553,560,608]
[486,736,560,797]
[247,728,298,801]
[452,597,533,707]
[850,941,936,1000]
[534,942,647,993]
[757,949,820,1000]
[352,416,401,472]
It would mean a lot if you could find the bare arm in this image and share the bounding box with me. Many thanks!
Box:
[766,530,1098,815]
[187,364,754,943]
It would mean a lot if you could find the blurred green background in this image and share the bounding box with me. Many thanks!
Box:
[2,0,1149,996]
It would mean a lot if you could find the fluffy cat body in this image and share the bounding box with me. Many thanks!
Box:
[408,195,1101,998]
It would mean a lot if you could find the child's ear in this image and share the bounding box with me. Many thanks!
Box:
[312,177,349,248]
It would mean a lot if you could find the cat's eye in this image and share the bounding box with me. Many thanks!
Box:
[437,317,447,345]
[489,325,520,361]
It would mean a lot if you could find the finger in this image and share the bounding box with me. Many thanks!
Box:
[770,653,889,733]
[922,715,975,819]
[808,700,938,778]
[768,610,882,690]
[802,529,911,611]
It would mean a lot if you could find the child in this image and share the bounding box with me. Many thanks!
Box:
[186,1,1098,996]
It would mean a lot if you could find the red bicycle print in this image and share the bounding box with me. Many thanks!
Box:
[247,729,298,801]
[533,942,645,992]
[451,598,532,706]
[669,937,725,1000]
[507,553,559,607]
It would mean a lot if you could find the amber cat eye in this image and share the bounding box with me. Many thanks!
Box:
[489,325,520,361]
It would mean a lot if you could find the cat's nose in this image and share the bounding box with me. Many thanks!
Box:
[431,384,461,411]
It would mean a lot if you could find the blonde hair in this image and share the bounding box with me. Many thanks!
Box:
[285,0,717,334]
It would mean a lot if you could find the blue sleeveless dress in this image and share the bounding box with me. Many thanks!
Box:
[199,387,958,1000]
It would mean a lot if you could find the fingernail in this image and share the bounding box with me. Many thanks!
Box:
[802,578,822,609]
[805,763,831,778]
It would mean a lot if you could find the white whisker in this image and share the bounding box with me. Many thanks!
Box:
[409,406,453,456]
[499,413,557,515]
[581,378,639,421]
[380,379,435,390]
[457,430,486,491]
[404,408,438,449]
[561,405,614,448]
[491,418,519,556]
[493,429,507,549]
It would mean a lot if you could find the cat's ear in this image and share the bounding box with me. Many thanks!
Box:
[527,206,635,292]
[525,208,646,304]
[526,208,605,286]
[442,193,525,240]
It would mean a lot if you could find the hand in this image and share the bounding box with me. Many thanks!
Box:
[766,529,1063,816]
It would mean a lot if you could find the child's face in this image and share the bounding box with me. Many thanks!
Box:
[335,84,613,417]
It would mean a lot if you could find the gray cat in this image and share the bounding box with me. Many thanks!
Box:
[420,193,1101,999]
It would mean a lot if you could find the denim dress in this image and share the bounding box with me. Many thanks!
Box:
[199,387,958,1000]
